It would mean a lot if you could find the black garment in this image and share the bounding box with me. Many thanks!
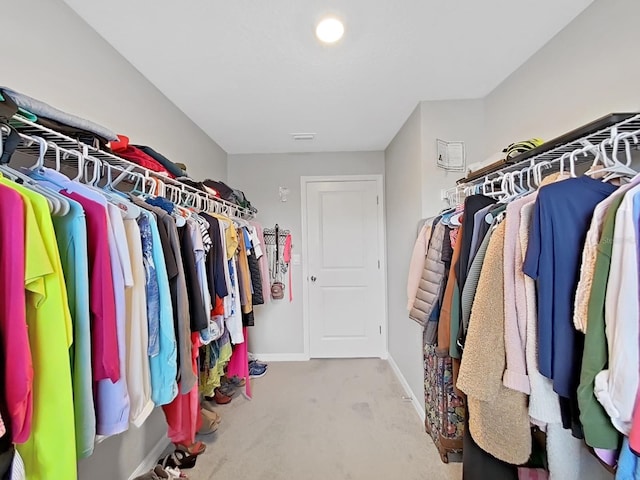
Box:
[441,225,454,266]
[178,178,206,193]
[0,332,14,480]
[201,214,229,300]
[455,195,496,292]
[248,248,264,306]
[468,203,501,264]
[242,311,255,327]
[0,446,13,480]
[203,180,234,200]
[134,145,186,178]
[463,414,518,480]
[560,395,585,439]
[178,225,208,332]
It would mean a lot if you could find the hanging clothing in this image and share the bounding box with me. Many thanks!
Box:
[49,197,95,457]
[0,185,31,445]
[524,176,617,438]
[438,222,464,357]
[250,221,271,305]
[457,221,531,465]
[139,212,178,407]
[409,221,447,330]
[94,202,133,437]
[573,174,640,333]
[593,184,640,436]
[132,197,196,395]
[124,218,154,426]
[6,179,76,480]
[455,194,496,292]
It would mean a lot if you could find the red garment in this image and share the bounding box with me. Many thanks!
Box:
[213,296,224,317]
[61,191,120,383]
[111,135,173,177]
[227,328,251,398]
[162,333,202,445]
[0,185,32,443]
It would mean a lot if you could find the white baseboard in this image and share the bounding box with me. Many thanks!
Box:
[387,355,426,424]
[253,353,310,362]
[127,435,171,480]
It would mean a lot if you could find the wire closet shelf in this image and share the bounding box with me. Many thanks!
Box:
[442,112,640,206]
[4,114,255,219]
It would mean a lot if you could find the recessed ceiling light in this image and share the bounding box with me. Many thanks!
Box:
[315,17,344,44]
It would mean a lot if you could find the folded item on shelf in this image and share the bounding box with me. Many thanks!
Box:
[133,145,187,178]
[111,135,173,177]
[177,178,206,193]
[203,179,257,213]
[203,179,234,199]
[1,87,118,141]
[36,116,111,149]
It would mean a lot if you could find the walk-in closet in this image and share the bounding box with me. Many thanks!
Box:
[1,0,639,479]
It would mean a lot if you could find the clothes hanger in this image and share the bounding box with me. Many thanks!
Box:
[85,161,142,219]
[12,136,71,215]
[586,135,636,182]
[130,171,151,198]
[533,160,551,186]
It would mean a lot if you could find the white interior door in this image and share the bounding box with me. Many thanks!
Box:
[305,179,385,358]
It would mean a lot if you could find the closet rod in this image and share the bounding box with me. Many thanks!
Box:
[457,112,640,185]
[441,113,640,205]
[4,114,256,219]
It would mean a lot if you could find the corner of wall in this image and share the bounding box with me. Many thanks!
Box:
[419,99,486,217]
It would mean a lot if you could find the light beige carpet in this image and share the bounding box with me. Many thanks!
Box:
[188,359,461,480]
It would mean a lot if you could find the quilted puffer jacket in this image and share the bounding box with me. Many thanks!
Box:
[410,221,446,327]
[248,247,264,306]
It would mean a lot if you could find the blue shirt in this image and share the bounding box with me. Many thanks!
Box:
[143,211,178,406]
[523,176,616,398]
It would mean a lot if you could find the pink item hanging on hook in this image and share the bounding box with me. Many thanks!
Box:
[283,234,292,302]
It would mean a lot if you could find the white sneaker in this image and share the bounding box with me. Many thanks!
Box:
[154,466,187,479]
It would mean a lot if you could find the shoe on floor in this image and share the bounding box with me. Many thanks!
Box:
[201,408,222,425]
[155,465,188,479]
[213,387,232,405]
[197,410,219,435]
[222,375,245,387]
[217,382,236,397]
[249,363,268,378]
[249,359,268,368]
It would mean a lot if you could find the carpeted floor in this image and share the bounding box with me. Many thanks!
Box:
[188,359,461,480]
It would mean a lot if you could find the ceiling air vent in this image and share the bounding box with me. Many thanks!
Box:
[291,133,316,141]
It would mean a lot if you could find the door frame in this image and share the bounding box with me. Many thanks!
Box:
[300,174,388,360]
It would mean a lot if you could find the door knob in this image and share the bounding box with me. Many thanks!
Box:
[310,276,317,282]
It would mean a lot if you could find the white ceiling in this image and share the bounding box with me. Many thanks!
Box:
[64,0,593,154]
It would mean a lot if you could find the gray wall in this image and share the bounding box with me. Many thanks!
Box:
[228,151,385,356]
[484,0,640,155]
[2,1,228,478]
[384,106,425,407]
[420,100,486,215]
[3,0,227,182]
[385,100,486,409]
